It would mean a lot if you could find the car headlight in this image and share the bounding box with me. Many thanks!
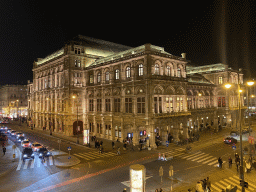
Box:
[31,153,34,156]
[23,154,27,157]
[39,153,42,156]
[47,152,50,155]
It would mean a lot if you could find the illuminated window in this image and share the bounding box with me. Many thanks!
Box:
[105,72,110,81]
[166,66,171,76]
[115,69,119,80]
[89,75,93,84]
[97,73,101,83]
[218,76,223,84]
[138,64,143,76]
[155,64,160,75]
[126,67,131,78]
[177,67,181,77]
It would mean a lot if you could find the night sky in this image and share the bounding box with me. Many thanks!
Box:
[1,0,256,85]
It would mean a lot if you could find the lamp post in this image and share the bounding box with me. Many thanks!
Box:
[225,83,245,191]
[72,95,79,144]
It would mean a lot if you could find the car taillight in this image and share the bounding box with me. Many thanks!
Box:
[229,140,231,142]
[224,138,225,141]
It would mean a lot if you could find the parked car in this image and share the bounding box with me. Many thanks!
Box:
[230,131,239,137]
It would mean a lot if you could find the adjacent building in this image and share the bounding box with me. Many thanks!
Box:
[27,35,246,147]
[0,84,28,118]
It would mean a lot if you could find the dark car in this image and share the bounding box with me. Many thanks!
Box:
[242,127,252,134]
[17,136,25,142]
[38,147,51,158]
[22,147,34,161]
[10,130,17,137]
[224,137,237,144]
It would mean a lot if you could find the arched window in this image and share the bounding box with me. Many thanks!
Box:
[177,67,181,77]
[139,64,143,76]
[166,66,171,76]
[155,64,160,75]
[126,67,131,78]
[115,69,119,80]
[105,72,110,81]
[97,72,101,83]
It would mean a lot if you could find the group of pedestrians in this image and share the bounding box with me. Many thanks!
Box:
[155,188,163,192]
[196,177,211,192]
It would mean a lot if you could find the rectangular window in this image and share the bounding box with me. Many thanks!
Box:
[89,123,94,132]
[165,97,173,112]
[180,97,183,111]
[154,97,158,113]
[125,98,132,113]
[159,97,162,113]
[105,99,111,112]
[90,75,93,84]
[137,97,145,113]
[97,99,102,112]
[89,99,94,111]
[97,123,100,133]
[177,97,180,111]
[114,98,120,112]
[187,97,192,109]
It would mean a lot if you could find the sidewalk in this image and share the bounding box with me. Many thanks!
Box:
[0,139,21,178]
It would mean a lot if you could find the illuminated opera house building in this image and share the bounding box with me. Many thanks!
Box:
[27,35,245,147]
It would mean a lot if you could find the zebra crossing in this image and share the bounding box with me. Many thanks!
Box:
[211,175,256,192]
[164,150,224,167]
[73,151,116,160]
[16,156,54,171]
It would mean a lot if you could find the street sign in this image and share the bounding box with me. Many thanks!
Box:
[166,141,169,147]
[67,146,71,151]
[232,143,236,150]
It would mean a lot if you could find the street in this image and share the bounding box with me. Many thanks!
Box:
[1,121,256,192]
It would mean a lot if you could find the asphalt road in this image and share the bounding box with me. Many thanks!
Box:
[1,121,254,192]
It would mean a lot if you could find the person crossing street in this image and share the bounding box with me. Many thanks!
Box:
[2,146,6,155]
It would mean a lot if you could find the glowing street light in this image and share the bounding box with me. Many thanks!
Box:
[225,83,232,89]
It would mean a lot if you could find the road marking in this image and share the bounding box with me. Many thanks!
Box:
[73,154,91,160]
[181,151,201,159]
[201,157,216,164]
[30,159,35,168]
[191,154,209,161]
[24,160,29,169]
[228,177,253,191]
[197,156,213,162]
[214,182,226,189]
[49,156,53,165]
[37,158,41,167]
[17,159,22,171]
[211,184,222,191]
[186,152,205,160]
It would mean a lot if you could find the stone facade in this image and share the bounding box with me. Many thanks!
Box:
[27,35,246,147]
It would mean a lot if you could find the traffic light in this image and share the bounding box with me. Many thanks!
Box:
[240,180,248,188]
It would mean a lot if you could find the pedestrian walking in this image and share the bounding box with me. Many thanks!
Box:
[228,157,232,168]
[218,157,223,168]
[196,181,204,192]
[206,177,211,191]
[201,179,207,191]
[117,147,120,155]
[112,141,115,149]
[235,157,240,172]
[3,146,6,155]
[159,188,163,192]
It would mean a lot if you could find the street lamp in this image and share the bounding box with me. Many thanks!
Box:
[72,95,79,144]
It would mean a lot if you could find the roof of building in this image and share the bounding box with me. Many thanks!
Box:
[187,73,214,85]
[70,35,132,53]
[186,63,228,75]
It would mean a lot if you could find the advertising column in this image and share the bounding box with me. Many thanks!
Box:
[130,164,146,192]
